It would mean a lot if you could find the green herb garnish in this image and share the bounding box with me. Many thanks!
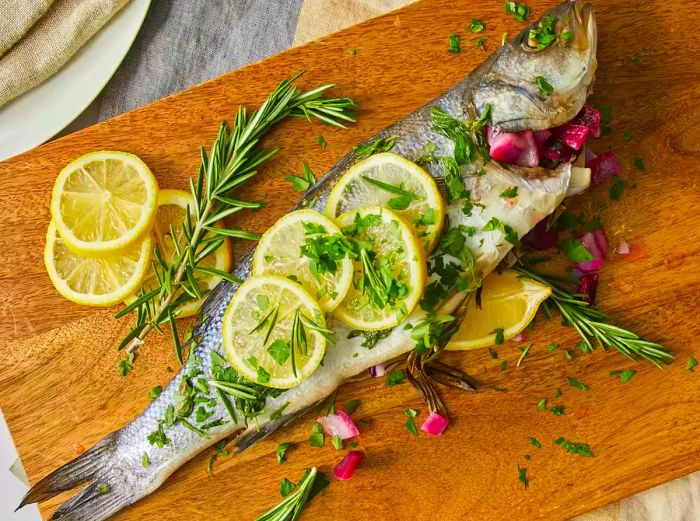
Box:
[492,328,505,345]
[117,352,135,377]
[517,464,528,489]
[331,434,343,450]
[469,18,486,32]
[505,1,530,22]
[610,177,624,201]
[533,75,554,96]
[148,385,163,399]
[256,468,328,521]
[517,344,532,367]
[609,369,636,382]
[550,405,565,416]
[500,186,519,198]
[634,157,645,171]
[483,216,518,245]
[386,369,407,386]
[277,442,294,464]
[555,437,594,457]
[346,399,360,415]
[528,15,556,49]
[280,478,295,497]
[687,357,698,372]
[528,437,542,449]
[561,238,593,262]
[448,34,461,53]
[316,135,327,148]
[309,422,325,448]
[475,38,487,50]
[537,398,547,410]
[286,162,316,192]
[141,453,150,468]
[353,136,395,156]
[405,408,418,437]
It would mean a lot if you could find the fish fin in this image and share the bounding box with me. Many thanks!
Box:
[48,482,130,521]
[235,400,323,453]
[18,435,117,507]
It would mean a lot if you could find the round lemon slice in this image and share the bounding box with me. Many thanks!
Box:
[445,269,552,350]
[124,189,232,318]
[325,152,445,253]
[333,206,426,331]
[222,275,328,389]
[252,209,353,312]
[50,150,159,254]
[44,222,151,306]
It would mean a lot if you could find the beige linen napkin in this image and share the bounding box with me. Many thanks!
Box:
[0,0,129,108]
[292,2,697,520]
[0,0,55,56]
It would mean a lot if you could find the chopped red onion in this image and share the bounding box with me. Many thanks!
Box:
[420,412,449,436]
[334,450,364,480]
[534,130,552,146]
[576,273,599,304]
[617,238,631,255]
[514,331,528,342]
[318,410,360,440]
[552,124,590,150]
[587,151,621,185]
[369,364,386,377]
[577,229,608,272]
[570,105,602,138]
[487,127,540,167]
[523,218,558,251]
[584,146,597,165]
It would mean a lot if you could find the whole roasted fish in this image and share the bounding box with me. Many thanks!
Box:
[21,1,596,519]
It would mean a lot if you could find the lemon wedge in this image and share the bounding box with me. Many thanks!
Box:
[446,269,552,350]
[325,152,445,253]
[252,209,353,312]
[222,275,328,389]
[50,150,158,254]
[124,189,232,318]
[333,206,426,331]
[44,222,151,306]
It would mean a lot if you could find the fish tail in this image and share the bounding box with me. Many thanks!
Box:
[18,433,131,521]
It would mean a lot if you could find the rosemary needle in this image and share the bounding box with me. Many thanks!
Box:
[118,73,356,359]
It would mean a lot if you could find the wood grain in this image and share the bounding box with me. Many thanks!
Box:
[1,0,699,519]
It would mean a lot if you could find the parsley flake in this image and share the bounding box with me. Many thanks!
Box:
[469,18,486,32]
[448,34,461,53]
[386,369,407,386]
[634,157,645,171]
[505,1,530,22]
[517,464,528,489]
[499,186,519,198]
[562,238,593,262]
[555,437,594,457]
[405,408,418,437]
[533,76,554,96]
[687,357,698,372]
[277,442,294,464]
[609,369,636,382]
[567,376,589,391]
[528,436,542,449]
[285,162,316,192]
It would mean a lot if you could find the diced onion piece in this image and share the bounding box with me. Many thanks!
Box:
[617,238,631,255]
[515,331,528,342]
[577,229,608,272]
[334,450,364,480]
[522,218,558,251]
[318,410,360,440]
[576,273,599,304]
[587,151,621,185]
[369,364,386,377]
[552,124,590,150]
[570,105,602,138]
[487,128,540,167]
[420,412,449,436]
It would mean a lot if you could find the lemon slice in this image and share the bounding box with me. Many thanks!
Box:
[445,269,552,350]
[333,206,426,331]
[222,275,328,389]
[325,152,445,253]
[124,189,232,318]
[252,209,353,312]
[44,222,151,306]
[51,150,158,254]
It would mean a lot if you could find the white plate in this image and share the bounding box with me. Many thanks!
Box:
[0,0,151,161]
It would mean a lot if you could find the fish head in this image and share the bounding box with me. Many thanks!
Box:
[469,0,596,132]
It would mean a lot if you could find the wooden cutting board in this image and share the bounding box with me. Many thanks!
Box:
[1,1,699,519]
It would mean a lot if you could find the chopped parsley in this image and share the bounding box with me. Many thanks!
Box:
[346,399,360,415]
[533,75,553,96]
[528,15,557,49]
[331,434,343,450]
[489,347,499,359]
[537,398,547,410]
[505,1,530,22]
[528,436,542,449]
[148,385,163,399]
[500,360,508,371]
[623,132,633,142]
[562,238,593,262]
[316,135,327,148]
[610,177,624,201]
[285,162,316,192]
[280,478,295,497]
[492,328,505,345]
[547,343,558,351]
[634,157,645,171]
[631,55,640,63]
[554,388,562,398]
[596,103,613,134]
[609,369,636,383]
[517,464,528,489]
[353,136,395,156]
[405,408,419,437]
[361,175,422,211]
[687,357,698,372]
[347,328,392,349]
[475,38,487,50]
[97,483,111,495]
[561,30,573,40]
[309,422,324,448]
[267,339,290,365]
[141,452,150,468]
[117,352,135,377]
[482,216,518,245]
[499,186,518,198]
[564,349,575,361]
[277,442,293,463]
[386,369,407,386]
[555,437,594,457]
[567,376,589,391]
[448,34,461,53]
[550,405,565,416]
[469,18,486,32]
[348,48,358,55]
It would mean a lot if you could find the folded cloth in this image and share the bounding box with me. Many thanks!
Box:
[0,0,129,108]
[0,0,55,56]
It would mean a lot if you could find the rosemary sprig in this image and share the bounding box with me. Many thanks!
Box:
[515,266,674,367]
[255,467,328,521]
[118,72,356,357]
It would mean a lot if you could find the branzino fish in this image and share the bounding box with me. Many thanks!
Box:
[21,1,596,519]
